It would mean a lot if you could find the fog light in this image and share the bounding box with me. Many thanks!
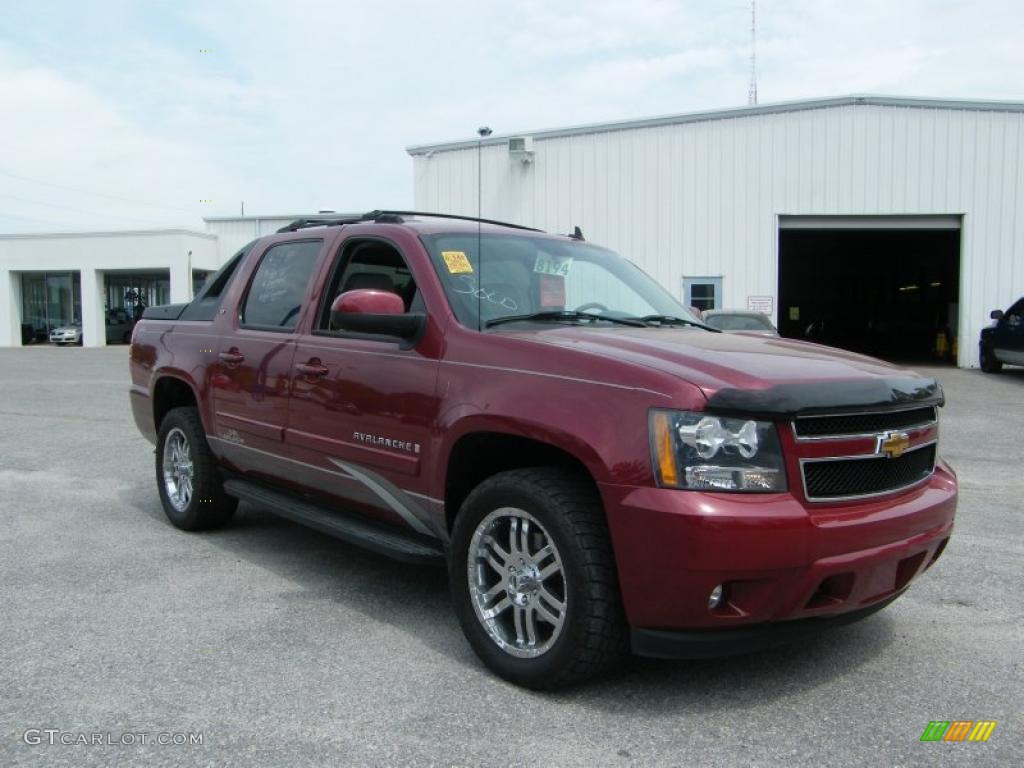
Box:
[708,584,724,610]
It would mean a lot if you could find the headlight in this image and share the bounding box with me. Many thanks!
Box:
[649,410,787,492]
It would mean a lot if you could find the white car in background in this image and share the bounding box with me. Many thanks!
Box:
[701,309,779,336]
[49,323,83,345]
[48,310,135,346]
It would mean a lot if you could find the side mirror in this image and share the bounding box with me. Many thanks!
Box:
[330,289,425,341]
[990,309,1004,320]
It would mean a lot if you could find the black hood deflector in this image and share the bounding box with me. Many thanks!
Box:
[705,376,944,419]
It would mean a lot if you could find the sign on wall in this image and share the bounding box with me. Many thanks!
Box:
[746,295,774,315]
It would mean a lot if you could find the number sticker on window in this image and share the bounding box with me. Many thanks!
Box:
[534,254,573,277]
[442,251,474,274]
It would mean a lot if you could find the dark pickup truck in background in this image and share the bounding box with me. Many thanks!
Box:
[980,297,1024,372]
[129,210,957,689]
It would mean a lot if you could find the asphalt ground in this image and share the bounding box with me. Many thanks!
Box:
[0,346,1021,767]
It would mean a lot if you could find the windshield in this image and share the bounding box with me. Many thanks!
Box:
[704,314,775,331]
[420,233,699,329]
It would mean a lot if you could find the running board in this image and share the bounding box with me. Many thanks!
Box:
[223,479,445,566]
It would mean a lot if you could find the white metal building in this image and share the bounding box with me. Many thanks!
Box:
[408,95,1024,367]
[204,214,316,265]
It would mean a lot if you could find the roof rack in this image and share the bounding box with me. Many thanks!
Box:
[371,210,543,232]
[276,213,372,232]
[277,209,543,233]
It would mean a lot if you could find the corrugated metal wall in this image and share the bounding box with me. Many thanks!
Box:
[412,104,1024,367]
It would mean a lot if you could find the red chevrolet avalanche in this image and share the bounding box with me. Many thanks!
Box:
[129,211,957,688]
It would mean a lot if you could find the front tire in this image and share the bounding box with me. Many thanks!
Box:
[449,468,627,689]
[155,407,237,530]
[980,341,1002,373]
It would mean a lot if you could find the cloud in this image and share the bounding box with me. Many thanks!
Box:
[759,0,1024,101]
[0,46,219,229]
[0,0,1022,232]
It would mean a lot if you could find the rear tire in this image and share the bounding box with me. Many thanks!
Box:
[980,342,1002,373]
[155,406,237,530]
[449,467,627,689]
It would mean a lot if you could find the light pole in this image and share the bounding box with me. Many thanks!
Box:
[477,126,492,220]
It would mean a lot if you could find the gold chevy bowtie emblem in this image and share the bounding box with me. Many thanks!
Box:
[878,430,911,459]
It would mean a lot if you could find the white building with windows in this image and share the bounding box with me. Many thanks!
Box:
[0,215,307,348]
[408,95,1024,367]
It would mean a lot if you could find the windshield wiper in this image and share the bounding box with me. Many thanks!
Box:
[633,314,721,332]
[485,310,647,328]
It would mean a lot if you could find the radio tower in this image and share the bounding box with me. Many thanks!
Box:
[747,0,758,105]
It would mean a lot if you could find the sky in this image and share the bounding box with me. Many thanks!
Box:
[1,0,1022,233]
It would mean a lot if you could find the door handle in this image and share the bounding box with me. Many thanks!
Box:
[296,360,329,377]
[218,350,245,365]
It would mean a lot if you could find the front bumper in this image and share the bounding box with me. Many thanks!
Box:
[600,460,957,639]
[632,593,901,659]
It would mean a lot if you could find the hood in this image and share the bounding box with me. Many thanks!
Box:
[53,325,81,333]
[502,326,943,417]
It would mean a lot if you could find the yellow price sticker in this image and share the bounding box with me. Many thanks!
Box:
[442,250,473,274]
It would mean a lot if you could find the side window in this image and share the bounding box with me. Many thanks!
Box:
[316,240,420,332]
[241,240,322,330]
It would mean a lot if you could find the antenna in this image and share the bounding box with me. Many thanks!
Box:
[476,126,492,332]
[747,0,758,105]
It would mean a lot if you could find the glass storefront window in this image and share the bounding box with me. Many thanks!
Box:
[22,274,46,339]
[103,272,171,320]
[21,272,81,342]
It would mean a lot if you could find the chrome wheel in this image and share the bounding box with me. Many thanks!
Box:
[467,507,567,658]
[162,427,194,512]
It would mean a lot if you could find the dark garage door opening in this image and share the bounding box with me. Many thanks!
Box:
[778,227,961,363]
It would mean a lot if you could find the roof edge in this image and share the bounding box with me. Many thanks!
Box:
[407,94,1024,155]
[203,214,324,222]
[0,228,217,241]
